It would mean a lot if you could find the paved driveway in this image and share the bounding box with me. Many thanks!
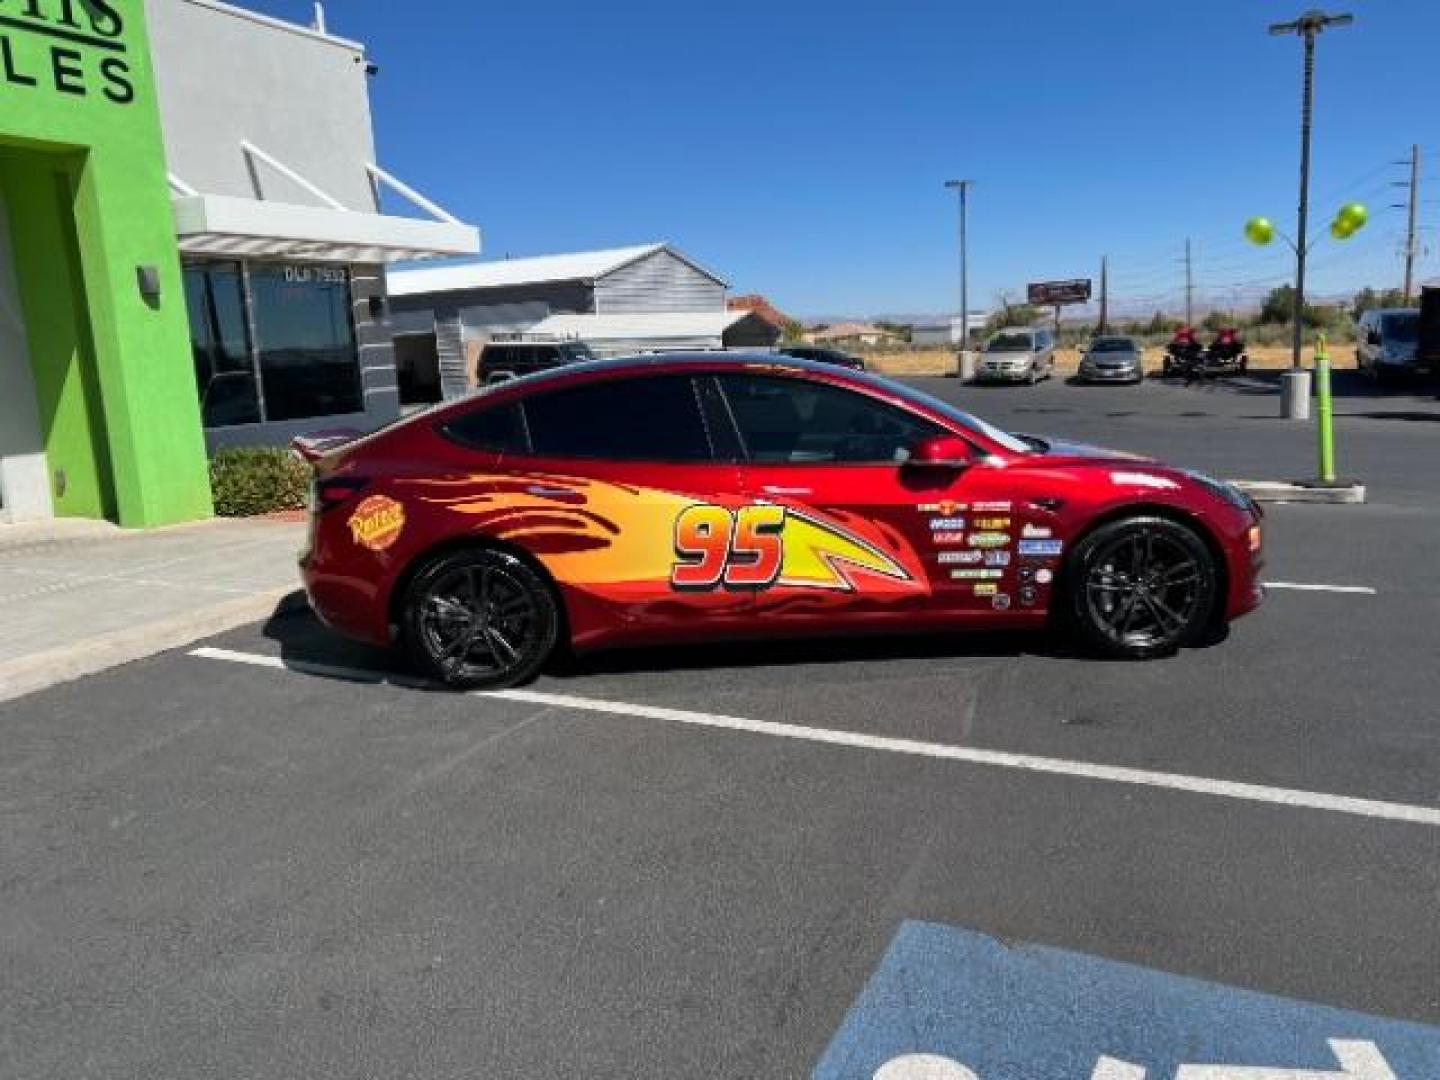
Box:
[3,374,1437,1079]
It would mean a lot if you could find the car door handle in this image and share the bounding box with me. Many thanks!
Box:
[760,485,812,496]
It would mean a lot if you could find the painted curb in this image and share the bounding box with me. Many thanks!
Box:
[1230,480,1367,504]
[0,589,308,706]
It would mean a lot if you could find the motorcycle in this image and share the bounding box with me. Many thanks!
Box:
[1204,334,1249,375]
[1162,339,1205,378]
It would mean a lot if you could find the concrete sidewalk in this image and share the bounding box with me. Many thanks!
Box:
[0,516,306,704]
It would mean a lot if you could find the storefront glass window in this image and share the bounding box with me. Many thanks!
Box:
[183,263,260,427]
[250,265,363,422]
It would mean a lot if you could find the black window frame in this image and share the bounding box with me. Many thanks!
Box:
[183,260,261,429]
[710,372,950,467]
[248,262,364,423]
[439,399,531,455]
[182,257,365,429]
[505,373,719,464]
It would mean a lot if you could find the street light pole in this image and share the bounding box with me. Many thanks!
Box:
[944,180,972,374]
[1269,9,1354,372]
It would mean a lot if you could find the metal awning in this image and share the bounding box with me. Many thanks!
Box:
[170,150,480,264]
[172,194,480,264]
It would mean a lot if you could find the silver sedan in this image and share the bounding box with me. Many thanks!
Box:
[1078,336,1144,384]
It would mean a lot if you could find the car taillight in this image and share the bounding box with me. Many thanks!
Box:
[311,476,369,512]
[1247,525,1263,553]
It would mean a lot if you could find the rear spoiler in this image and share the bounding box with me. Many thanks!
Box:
[289,429,363,465]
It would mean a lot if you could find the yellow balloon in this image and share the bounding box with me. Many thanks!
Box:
[1331,218,1356,241]
[1338,202,1369,229]
[1244,217,1275,245]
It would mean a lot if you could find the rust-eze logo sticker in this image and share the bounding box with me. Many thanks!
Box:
[348,495,406,551]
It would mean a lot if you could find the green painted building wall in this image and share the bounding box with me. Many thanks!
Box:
[0,0,212,526]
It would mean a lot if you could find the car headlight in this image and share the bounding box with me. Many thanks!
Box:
[1183,469,1253,511]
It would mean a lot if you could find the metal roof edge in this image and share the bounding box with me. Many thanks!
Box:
[172,0,366,53]
[598,242,730,288]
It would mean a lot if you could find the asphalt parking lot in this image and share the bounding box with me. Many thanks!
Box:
[4,372,1438,1079]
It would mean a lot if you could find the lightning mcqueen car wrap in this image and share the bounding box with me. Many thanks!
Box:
[297,355,1264,688]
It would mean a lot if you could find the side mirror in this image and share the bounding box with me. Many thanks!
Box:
[904,434,974,469]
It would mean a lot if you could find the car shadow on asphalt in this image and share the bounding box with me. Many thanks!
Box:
[257,598,1216,692]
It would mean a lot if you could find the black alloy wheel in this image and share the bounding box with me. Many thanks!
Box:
[401,548,559,689]
[1066,516,1218,658]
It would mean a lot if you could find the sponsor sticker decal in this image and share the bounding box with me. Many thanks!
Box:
[971,516,1011,531]
[973,583,999,596]
[931,531,967,545]
[1018,539,1064,557]
[967,532,1011,548]
[972,500,1012,512]
[348,495,406,551]
[928,517,967,531]
[1019,586,1037,606]
[937,550,983,565]
[1021,523,1053,539]
[991,593,1012,610]
[949,569,1003,580]
[918,501,965,515]
[1036,568,1054,585]
[983,551,1011,567]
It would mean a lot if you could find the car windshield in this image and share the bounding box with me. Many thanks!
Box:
[1090,339,1133,352]
[562,343,596,360]
[1380,313,1419,342]
[988,333,1033,352]
[846,371,1033,454]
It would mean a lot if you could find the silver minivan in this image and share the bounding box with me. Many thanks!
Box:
[1356,308,1420,382]
[977,327,1056,384]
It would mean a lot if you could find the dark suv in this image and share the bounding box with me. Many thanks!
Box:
[777,345,866,371]
[479,340,596,383]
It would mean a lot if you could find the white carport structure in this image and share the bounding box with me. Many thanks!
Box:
[529,310,776,357]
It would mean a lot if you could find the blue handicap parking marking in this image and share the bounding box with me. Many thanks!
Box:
[814,922,1440,1080]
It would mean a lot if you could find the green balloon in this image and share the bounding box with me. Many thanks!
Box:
[1338,202,1369,229]
[1244,217,1275,245]
[1331,218,1356,240]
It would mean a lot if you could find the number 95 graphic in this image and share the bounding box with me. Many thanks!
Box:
[671,504,785,591]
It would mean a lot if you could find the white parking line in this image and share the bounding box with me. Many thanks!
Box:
[190,646,1440,828]
[1264,581,1378,595]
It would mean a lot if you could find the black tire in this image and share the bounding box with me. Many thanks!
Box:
[1063,515,1218,659]
[400,547,559,689]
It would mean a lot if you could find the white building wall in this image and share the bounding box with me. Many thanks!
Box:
[595,250,725,313]
[145,0,379,211]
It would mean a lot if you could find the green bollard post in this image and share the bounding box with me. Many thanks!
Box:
[1315,333,1336,483]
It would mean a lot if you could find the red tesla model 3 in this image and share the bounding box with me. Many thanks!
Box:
[297,355,1263,688]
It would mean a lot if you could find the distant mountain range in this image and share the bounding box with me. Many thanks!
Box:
[800,290,1368,327]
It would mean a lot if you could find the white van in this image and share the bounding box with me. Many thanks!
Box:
[1356,308,1420,382]
[977,327,1056,384]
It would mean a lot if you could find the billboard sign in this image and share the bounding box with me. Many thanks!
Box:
[1028,279,1092,306]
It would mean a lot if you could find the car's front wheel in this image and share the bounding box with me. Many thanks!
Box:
[400,547,559,689]
[1064,516,1218,659]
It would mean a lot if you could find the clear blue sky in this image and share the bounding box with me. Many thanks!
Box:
[241,0,1438,319]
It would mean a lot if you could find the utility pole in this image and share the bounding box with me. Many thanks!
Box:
[1402,143,1420,302]
[1184,238,1194,326]
[944,180,973,370]
[1098,255,1109,333]
[1269,9,1354,371]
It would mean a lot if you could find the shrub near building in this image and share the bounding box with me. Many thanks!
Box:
[209,449,309,517]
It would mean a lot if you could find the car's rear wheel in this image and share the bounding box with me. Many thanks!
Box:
[1065,516,1218,659]
[400,548,559,689]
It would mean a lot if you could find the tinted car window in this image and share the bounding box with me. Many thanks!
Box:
[717,374,941,464]
[523,376,711,461]
[442,401,528,453]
